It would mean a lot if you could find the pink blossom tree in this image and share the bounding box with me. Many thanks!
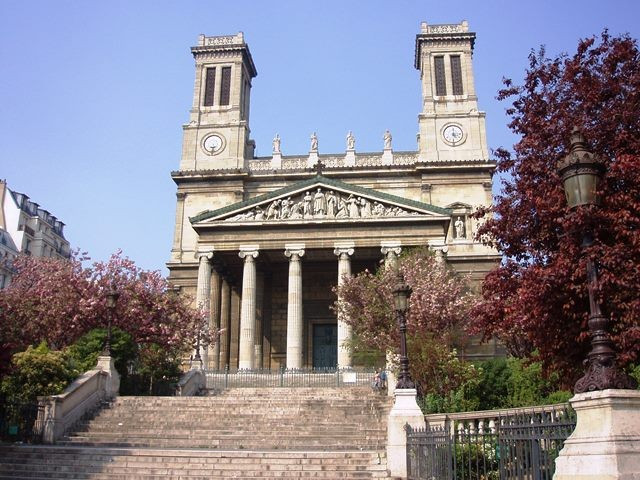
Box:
[335,247,478,394]
[0,251,208,376]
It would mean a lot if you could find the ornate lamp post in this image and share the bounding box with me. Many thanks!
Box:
[557,128,636,393]
[392,274,414,389]
[192,333,203,369]
[103,284,119,356]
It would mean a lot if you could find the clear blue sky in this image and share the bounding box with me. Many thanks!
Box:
[2,1,639,273]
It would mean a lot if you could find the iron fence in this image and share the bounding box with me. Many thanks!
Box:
[0,402,44,444]
[407,405,576,480]
[205,366,377,390]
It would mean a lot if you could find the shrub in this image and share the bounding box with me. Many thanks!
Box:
[0,342,78,404]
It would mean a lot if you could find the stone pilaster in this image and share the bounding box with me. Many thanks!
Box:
[170,192,186,261]
[195,251,214,367]
[219,278,231,368]
[334,246,354,369]
[208,268,221,370]
[238,248,259,370]
[285,246,305,370]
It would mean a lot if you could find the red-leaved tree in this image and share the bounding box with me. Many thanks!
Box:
[0,251,207,376]
[470,32,640,383]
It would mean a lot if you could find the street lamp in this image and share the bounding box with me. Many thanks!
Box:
[103,284,119,356]
[557,128,636,393]
[392,273,415,390]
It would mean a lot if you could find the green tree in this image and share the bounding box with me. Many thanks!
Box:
[0,343,77,404]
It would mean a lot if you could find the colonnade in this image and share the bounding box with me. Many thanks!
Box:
[195,243,413,370]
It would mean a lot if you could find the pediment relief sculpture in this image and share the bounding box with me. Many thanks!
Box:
[224,187,420,222]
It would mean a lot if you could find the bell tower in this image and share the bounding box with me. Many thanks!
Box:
[415,21,488,162]
[179,33,257,171]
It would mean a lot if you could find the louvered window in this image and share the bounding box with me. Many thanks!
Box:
[203,68,216,106]
[434,56,447,96]
[451,55,463,95]
[220,67,232,106]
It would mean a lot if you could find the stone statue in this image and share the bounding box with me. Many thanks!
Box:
[280,197,292,219]
[254,206,264,221]
[272,134,281,154]
[266,200,280,220]
[313,188,326,216]
[384,130,392,149]
[346,131,355,150]
[310,132,318,151]
[303,191,313,217]
[455,216,465,238]
[372,202,385,216]
[290,201,303,219]
[336,197,349,218]
[347,195,360,218]
[326,191,338,217]
[360,197,372,217]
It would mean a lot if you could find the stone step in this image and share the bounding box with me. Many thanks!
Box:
[0,446,391,479]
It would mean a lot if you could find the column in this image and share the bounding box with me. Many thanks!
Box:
[381,244,401,396]
[219,278,231,368]
[381,244,402,269]
[195,251,214,367]
[434,246,448,265]
[238,248,259,369]
[334,246,354,369]
[208,268,222,370]
[254,271,265,369]
[285,246,305,370]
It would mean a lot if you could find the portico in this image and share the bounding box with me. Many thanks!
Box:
[187,174,451,370]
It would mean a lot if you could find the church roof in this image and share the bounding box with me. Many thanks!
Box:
[190,174,451,223]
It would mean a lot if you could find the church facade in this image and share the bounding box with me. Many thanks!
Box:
[167,21,501,370]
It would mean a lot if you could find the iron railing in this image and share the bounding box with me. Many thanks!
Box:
[0,402,44,444]
[407,405,576,480]
[205,367,377,390]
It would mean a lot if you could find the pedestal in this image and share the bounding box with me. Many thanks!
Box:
[308,151,319,168]
[96,355,120,399]
[271,153,282,169]
[387,388,425,479]
[554,389,640,479]
[381,148,393,165]
[345,149,356,166]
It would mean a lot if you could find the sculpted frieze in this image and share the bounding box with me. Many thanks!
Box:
[224,187,419,222]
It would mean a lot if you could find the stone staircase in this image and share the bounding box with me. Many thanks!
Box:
[0,387,393,479]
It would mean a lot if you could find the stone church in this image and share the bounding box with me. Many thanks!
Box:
[167,21,501,371]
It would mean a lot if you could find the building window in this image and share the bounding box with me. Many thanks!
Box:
[450,55,463,95]
[434,56,447,96]
[203,67,216,107]
[220,66,232,106]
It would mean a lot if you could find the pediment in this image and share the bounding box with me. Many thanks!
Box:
[445,202,472,210]
[191,175,451,225]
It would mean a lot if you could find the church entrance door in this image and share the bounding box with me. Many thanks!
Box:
[312,324,337,369]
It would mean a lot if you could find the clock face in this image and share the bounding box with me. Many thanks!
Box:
[443,125,464,145]
[203,134,224,154]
